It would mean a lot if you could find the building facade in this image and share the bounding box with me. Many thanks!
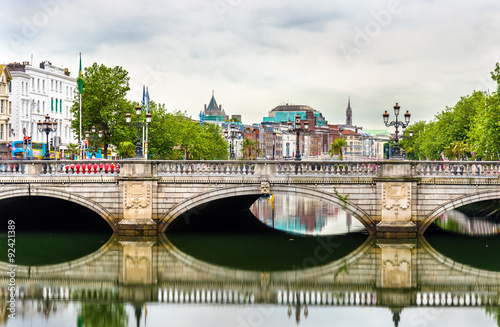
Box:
[8,61,77,151]
[0,65,12,159]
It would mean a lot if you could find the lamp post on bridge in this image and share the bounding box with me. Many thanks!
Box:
[288,114,309,161]
[85,126,103,158]
[383,103,411,159]
[125,105,152,159]
[37,114,57,160]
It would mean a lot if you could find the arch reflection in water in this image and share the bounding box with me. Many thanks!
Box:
[250,194,366,235]
[435,209,500,236]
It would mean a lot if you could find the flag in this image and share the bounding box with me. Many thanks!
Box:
[199,111,205,126]
[77,53,83,94]
[142,85,146,112]
[146,87,150,113]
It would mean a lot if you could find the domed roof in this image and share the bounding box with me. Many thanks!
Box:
[270,104,317,112]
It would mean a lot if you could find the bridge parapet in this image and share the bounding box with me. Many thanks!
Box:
[1,160,500,179]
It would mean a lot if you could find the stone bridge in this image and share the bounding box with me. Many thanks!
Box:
[1,234,499,309]
[1,159,500,236]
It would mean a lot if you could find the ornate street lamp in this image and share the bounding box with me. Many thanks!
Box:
[125,105,152,159]
[288,114,309,161]
[37,114,57,160]
[85,126,103,158]
[383,103,411,158]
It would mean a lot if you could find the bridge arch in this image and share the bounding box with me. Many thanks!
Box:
[158,184,375,233]
[419,190,500,233]
[0,188,117,231]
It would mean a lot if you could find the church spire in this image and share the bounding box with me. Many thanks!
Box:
[346,97,352,126]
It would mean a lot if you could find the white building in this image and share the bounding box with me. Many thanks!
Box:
[8,61,77,150]
[280,127,296,159]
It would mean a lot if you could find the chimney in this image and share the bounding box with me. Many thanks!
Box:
[204,104,207,110]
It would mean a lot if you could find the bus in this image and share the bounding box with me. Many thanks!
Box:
[11,141,46,160]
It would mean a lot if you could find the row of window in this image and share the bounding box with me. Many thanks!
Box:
[17,79,75,99]
[21,98,72,118]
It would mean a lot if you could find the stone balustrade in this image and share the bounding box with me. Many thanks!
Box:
[1,160,499,179]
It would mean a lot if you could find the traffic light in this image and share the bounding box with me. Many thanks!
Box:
[27,137,31,146]
[50,138,53,147]
[23,136,28,145]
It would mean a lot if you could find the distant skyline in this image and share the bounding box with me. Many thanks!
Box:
[2,0,500,129]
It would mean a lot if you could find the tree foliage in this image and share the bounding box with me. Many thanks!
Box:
[70,63,133,157]
[401,63,500,160]
[240,138,261,159]
[328,137,347,160]
[146,104,228,160]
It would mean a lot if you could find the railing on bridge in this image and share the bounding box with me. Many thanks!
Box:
[1,160,500,178]
[0,160,120,175]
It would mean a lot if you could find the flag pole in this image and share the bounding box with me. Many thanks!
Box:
[145,87,149,159]
[78,53,83,159]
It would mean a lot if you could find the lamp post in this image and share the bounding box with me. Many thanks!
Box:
[383,103,411,159]
[288,114,309,161]
[125,105,151,159]
[85,126,103,158]
[224,123,241,159]
[37,114,57,160]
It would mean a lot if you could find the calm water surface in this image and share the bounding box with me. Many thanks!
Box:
[1,195,499,327]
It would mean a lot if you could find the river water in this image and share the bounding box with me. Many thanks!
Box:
[1,195,499,327]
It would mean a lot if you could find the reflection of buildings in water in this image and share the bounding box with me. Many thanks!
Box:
[287,301,308,325]
[250,194,354,235]
[438,210,500,236]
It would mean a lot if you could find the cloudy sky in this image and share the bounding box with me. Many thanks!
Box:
[3,0,500,129]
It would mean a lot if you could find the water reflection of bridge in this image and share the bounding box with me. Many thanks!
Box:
[1,234,500,310]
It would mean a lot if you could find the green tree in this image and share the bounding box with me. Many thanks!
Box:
[118,141,135,158]
[468,91,500,160]
[402,64,499,161]
[485,307,500,327]
[328,137,347,160]
[145,106,228,160]
[241,137,261,159]
[66,143,79,159]
[443,139,472,161]
[79,302,128,327]
[70,63,133,157]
